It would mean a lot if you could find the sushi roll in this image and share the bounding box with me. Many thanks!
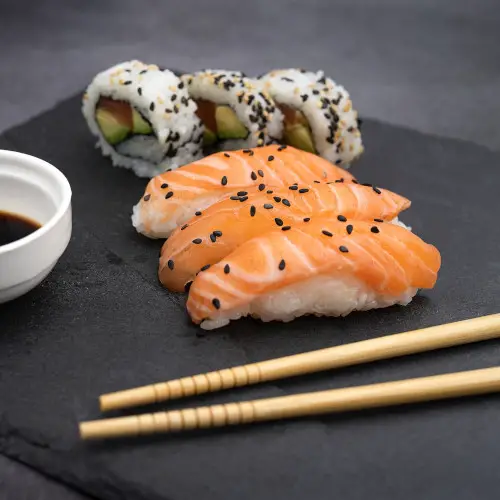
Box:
[182,70,283,151]
[82,60,203,178]
[186,218,441,330]
[132,145,355,239]
[159,182,411,291]
[257,69,363,167]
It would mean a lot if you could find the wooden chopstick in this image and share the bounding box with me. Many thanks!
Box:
[81,366,500,440]
[100,314,500,412]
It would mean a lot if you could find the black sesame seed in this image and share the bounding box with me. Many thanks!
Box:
[347,126,354,132]
[212,298,221,309]
[123,80,132,85]
[346,224,353,235]
[267,190,274,194]
[289,185,298,191]
[178,81,185,89]
[352,180,359,184]
[237,191,248,196]
[150,102,155,111]
[318,76,326,84]
[195,211,202,216]
[210,234,216,243]
[303,217,311,222]
[264,203,273,209]
[335,160,342,166]
[224,153,230,158]
[161,183,168,189]
[337,215,347,222]
[221,175,228,186]
[165,191,174,199]
[339,245,349,253]
[281,226,291,231]
[362,183,373,187]
[239,196,248,202]
[314,180,321,184]
[181,97,189,106]
[273,196,282,203]
[171,94,177,102]
[250,205,256,217]
[278,259,286,271]
[373,187,382,194]
[275,218,284,227]
[258,183,265,191]
[230,196,240,201]
[258,169,264,177]
[224,264,230,274]
[143,194,151,201]
[282,199,291,207]
[324,113,331,120]
[181,224,188,230]
[192,238,202,244]
[251,171,258,180]
[322,230,333,237]
[213,230,222,237]
[201,264,211,271]
[371,226,380,234]
[249,150,254,156]
[299,188,309,194]
[277,145,287,151]
[326,137,334,144]
[167,259,174,270]
[184,281,193,292]
[312,89,320,95]
[243,149,251,153]
[165,108,172,113]
[140,69,148,75]
[281,77,294,82]
[268,155,274,162]
[300,94,309,102]
[247,95,254,105]
[374,218,384,223]
[335,177,344,182]
[138,87,143,96]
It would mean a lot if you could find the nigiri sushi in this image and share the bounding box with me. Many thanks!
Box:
[159,183,410,291]
[186,218,441,330]
[132,144,355,238]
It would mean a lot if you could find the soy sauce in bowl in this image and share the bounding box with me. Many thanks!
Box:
[0,211,41,246]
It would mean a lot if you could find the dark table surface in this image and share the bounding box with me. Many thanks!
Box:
[1,1,500,498]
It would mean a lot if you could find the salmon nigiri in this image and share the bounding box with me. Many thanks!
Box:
[186,218,441,330]
[159,182,411,291]
[132,145,355,238]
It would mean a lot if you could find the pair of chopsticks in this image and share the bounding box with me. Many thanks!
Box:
[79,314,500,440]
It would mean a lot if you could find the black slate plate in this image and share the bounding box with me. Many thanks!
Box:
[1,95,500,500]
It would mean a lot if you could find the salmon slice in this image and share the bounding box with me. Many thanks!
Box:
[186,218,441,329]
[132,144,355,238]
[159,182,411,291]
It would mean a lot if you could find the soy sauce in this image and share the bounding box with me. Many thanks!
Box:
[0,211,41,246]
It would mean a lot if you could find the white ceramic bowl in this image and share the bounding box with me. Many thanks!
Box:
[0,150,72,303]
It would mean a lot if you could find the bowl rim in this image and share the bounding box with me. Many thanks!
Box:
[0,150,72,256]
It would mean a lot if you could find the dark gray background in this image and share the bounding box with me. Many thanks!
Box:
[1,0,499,498]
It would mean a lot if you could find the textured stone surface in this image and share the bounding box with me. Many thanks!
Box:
[0,95,500,500]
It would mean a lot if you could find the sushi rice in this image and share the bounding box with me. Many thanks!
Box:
[82,60,203,178]
[258,68,364,167]
[182,70,284,150]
